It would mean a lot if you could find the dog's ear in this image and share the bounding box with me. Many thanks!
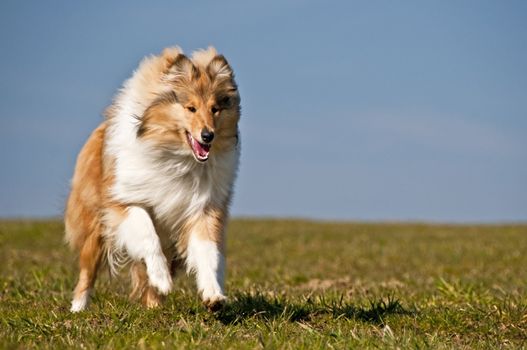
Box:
[167,54,200,81]
[207,55,234,80]
[161,47,182,69]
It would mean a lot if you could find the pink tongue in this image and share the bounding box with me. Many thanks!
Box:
[193,139,210,157]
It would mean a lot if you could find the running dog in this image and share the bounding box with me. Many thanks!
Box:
[64,46,241,312]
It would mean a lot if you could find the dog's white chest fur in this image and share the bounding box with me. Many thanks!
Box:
[110,136,239,230]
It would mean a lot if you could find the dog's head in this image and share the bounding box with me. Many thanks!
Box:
[137,48,240,162]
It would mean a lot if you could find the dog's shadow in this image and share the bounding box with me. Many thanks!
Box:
[214,292,412,325]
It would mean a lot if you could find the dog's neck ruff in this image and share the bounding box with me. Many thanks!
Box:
[107,115,239,229]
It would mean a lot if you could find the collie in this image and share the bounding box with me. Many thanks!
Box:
[64,47,241,312]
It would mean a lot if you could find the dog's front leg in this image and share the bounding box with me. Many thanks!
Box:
[185,208,227,311]
[115,206,172,295]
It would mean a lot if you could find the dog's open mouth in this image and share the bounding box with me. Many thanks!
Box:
[186,132,211,162]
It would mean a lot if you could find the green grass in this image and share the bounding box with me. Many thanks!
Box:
[1,219,526,349]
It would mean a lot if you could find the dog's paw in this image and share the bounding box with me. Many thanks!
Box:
[147,259,173,295]
[70,300,87,313]
[142,287,164,309]
[70,290,90,312]
[203,294,227,312]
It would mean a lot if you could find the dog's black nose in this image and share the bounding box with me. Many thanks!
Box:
[201,129,214,143]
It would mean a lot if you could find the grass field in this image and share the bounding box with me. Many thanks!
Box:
[1,219,526,349]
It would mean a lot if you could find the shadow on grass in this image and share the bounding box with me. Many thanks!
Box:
[215,292,412,325]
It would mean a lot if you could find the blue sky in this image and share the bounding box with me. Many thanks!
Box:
[1,1,526,222]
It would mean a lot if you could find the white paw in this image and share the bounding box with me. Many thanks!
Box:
[146,258,173,295]
[70,290,90,312]
[203,294,227,311]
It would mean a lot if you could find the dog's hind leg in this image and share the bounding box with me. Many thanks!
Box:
[71,228,103,312]
[129,261,148,300]
[129,261,163,308]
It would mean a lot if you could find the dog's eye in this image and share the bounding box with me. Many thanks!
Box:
[187,106,196,113]
[211,107,219,114]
